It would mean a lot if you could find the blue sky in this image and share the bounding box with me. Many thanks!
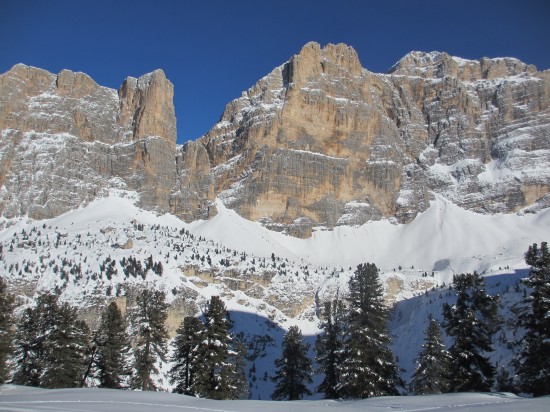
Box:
[2,0,549,144]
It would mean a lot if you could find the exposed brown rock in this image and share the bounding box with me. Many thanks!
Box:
[118,69,177,147]
[1,43,549,237]
[181,42,550,236]
[120,239,133,249]
[0,64,177,218]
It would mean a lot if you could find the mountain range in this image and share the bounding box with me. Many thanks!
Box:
[0,42,549,397]
[1,42,548,236]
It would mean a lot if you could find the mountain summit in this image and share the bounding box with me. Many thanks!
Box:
[1,43,549,237]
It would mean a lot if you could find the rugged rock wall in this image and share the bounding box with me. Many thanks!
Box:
[0,64,177,218]
[1,43,549,236]
[183,42,550,236]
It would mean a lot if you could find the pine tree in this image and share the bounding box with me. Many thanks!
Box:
[0,277,15,384]
[315,298,345,399]
[227,335,250,400]
[271,325,313,400]
[169,316,204,395]
[338,263,401,398]
[12,304,44,386]
[443,272,500,392]
[95,302,131,389]
[515,242,550,396]
[131,289,169,391]
[40,301,90,388]
[12,293,90,388]
[495,366,515,392]
[410,317,451,394]
[192,296,234,399]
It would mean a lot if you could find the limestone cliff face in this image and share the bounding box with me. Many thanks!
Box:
[182,42,550,236]
[118,69,177,145]
[0,64,176,218]
[1,43,549,236]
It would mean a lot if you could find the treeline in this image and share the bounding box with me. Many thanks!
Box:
[408,242,549,397]
[0,286,248,398]
[0,242,549,399]
[270,242,550,400]
[0,287,170,391]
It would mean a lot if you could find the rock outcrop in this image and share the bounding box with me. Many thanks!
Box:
[181,42,550,236]
[1,43,549,237]
[0,64,176,218]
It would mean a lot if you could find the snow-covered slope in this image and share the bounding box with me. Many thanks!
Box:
[191,194,549,277]
[1,385,550,412]
[3,190,546,308]
[1,190,548,397]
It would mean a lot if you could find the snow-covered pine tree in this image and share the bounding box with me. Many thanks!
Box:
[131,289,169,391]
[0,277,15,384]
[94,302,131,389]
[443,272,500,392]
[515,242,550,396]
[169,315,204,395]
[271,325,313,400]
[315,298,345,399]
[338,263,401,398]
[12,293,90,388]
[192,296,234,399]
[410,317,451,394]
[40,301,90,388]
[12,303,44,387]
[227,335,250,400]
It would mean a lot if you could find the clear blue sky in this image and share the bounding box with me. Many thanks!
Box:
[2,0,549,144]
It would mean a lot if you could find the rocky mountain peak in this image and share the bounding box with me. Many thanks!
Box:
[285,42,363,85]
[184,44,550,236]
[56,69,99,98]
[0,64,176,146]
[389,50,538,81]
[0,65,177,219]
[1,64,54,96]
[118,68,177,147]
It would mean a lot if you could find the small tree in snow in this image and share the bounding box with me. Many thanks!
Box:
[315,298,345,399]
[227,335,250,400]
[0,277,15,384]
[94,302,131,389]
[169,316,204,395]
[515,242,550,396]
[337,263,402,398]
[192,296,234,399]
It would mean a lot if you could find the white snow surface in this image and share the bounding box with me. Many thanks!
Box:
[1,385,549,412]
[190,195,549,277]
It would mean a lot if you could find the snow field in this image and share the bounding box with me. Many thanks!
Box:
[0,190,548,399]
[1,385,550,412]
